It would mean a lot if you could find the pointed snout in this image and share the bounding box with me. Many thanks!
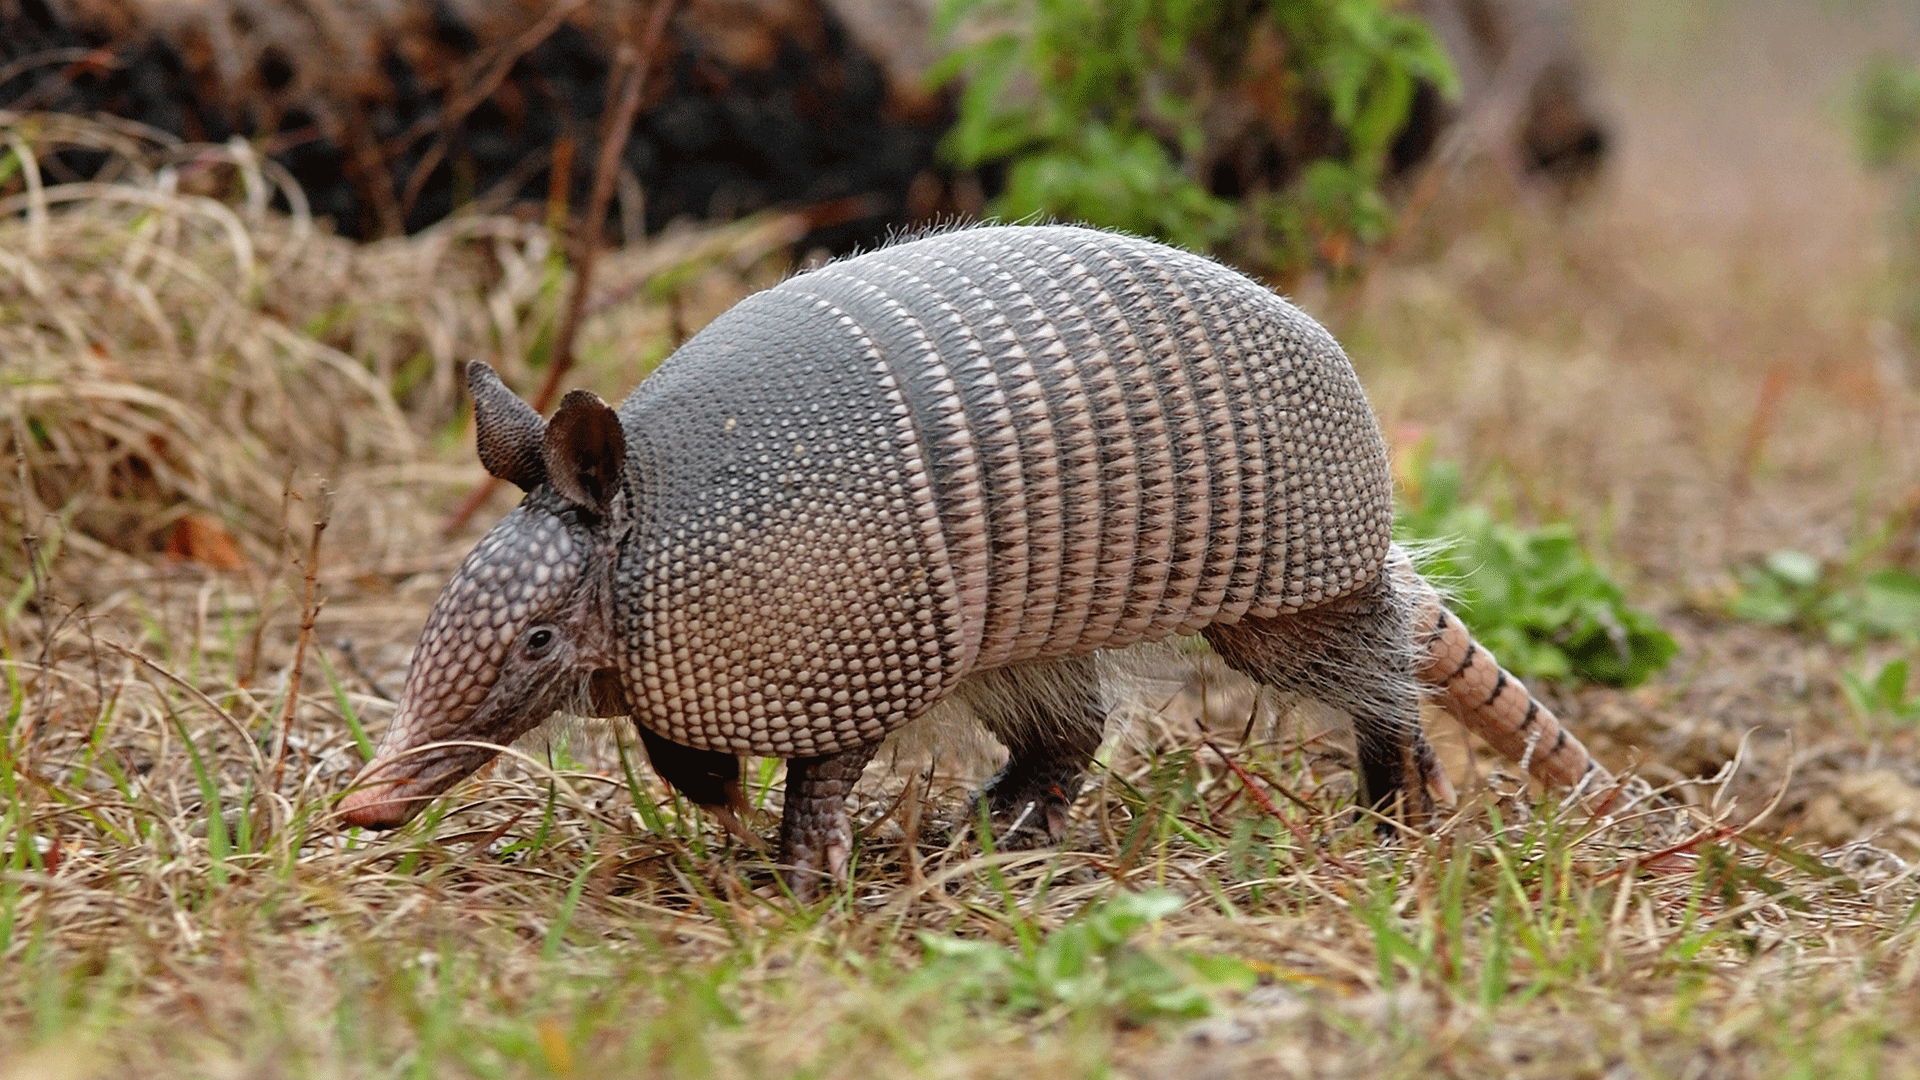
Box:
[336,735,496,830]
[337,756,435,829]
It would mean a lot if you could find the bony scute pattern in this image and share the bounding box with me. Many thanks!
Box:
[615,225,1396,760]
[618,289,961,758]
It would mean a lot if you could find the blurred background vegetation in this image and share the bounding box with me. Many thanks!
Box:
[932,0,1456,273]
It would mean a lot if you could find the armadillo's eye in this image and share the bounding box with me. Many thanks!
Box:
[525,627,556,657]
[558,509,580,527]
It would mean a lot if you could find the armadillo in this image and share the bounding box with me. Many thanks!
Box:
[338,224,1609,897]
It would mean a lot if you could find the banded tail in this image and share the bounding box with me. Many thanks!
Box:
[1396,559,1611,794]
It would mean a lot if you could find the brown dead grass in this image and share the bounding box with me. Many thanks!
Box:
[5,2,1920,1076]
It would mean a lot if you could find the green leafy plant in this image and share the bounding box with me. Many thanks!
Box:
[932,0,1456,271]
[913,890,1256,1023]
[1394,456,1677,687]
[1840,659,1920,726]
[1727,549,1920,646]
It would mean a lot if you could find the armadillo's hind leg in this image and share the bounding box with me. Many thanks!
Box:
[775,741,881,901]
[1202,570,1444,824]
[961,656,1108,847]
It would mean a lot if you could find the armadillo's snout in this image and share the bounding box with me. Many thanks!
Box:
[337,759,429,829]
[338,786,415,829]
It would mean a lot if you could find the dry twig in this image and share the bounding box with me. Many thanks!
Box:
[271,482,331,792]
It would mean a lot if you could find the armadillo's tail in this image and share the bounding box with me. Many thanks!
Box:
[1390,548,1612,795]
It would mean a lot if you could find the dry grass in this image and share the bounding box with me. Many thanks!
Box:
[7,2,1920,1076]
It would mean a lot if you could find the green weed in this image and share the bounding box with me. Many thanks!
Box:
[1395,456,1678,687]
[1840,659,1920,726]
[1856,57,1920,169]
[914,890,1255,1023]
[1728,549,1920,646]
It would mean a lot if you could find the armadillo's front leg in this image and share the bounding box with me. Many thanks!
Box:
[776,742,881,900]
[634,725,763,845]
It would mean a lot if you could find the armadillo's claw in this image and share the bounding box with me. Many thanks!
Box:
[706,804,768,850]
[977,784,1076,850]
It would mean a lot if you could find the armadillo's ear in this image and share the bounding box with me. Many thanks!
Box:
[469,362,548,492]
[543,389,626,517]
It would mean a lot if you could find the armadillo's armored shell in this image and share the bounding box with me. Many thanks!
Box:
[614,225,1395,757]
